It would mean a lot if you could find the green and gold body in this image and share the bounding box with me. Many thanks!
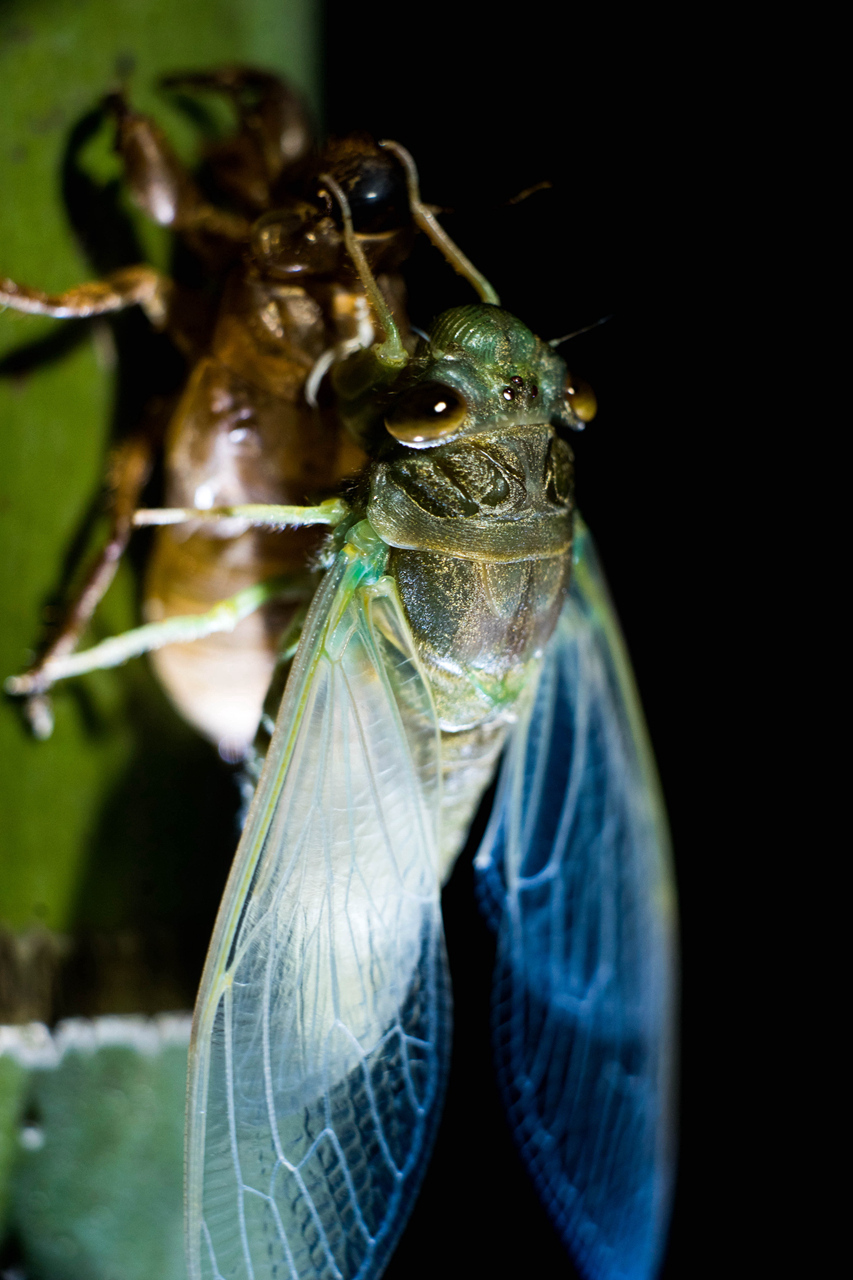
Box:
[332,302,579,876]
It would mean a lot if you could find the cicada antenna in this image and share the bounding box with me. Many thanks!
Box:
[318,171,407,368]
[379,140,501,307]
[506,179,552,205]
[548,315,612,349]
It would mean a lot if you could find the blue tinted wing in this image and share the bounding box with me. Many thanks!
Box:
[475,519,677,1280]
[187,527,449,1280]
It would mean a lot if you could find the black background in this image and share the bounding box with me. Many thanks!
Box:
[325,3,740,1276]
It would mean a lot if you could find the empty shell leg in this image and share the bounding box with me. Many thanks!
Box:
[105,91,250,242]
[158,67,313,204]
[5,431,155,737]
[1,265,173,328]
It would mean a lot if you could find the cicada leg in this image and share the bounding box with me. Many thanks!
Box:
[5,574,311,693]
[0,265,172,328]
[0,264,197,738]
[4,500,350,716]
[2,259,173,743]
[104,91,251,247]
[158,67,314,212]
[8,430,155,738]
[1,235,248,742]
[131,497,349,530]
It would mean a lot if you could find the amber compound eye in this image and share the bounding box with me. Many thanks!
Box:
[565,376,597,423]
[384,382,469,446]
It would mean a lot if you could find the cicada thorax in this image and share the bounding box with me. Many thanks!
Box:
[353,304,579,876]
[144,138,416,756]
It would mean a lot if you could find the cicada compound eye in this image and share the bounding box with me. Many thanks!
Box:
[566,376,597,423]
[384,381,469,446]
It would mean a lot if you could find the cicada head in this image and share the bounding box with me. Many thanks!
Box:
[363,305,577,565]
[322,150,591,563]
[304,134,411,237]
[251,136,415,280]
[383,304,574,444]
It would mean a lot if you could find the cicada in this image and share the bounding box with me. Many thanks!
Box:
[185,153,677,1280]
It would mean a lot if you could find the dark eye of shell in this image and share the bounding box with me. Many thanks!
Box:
[339,153,408,233]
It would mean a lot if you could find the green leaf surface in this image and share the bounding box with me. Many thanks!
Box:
[4,1017,191,1280]
[0,1052,28,1231]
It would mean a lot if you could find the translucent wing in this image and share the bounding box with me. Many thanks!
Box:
[475,519,677,1280]
[186,523,449,1280]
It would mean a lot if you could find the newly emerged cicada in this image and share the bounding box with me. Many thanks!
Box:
[183,154,677,1280]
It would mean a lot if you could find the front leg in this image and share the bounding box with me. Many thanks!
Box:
[0,263,209,361]
[131,497,350,530]
[158,68,313,211]
[1,265,172,327]
[105,92,250,244]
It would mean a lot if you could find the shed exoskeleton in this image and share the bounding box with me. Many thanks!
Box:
[3,67,415,757]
